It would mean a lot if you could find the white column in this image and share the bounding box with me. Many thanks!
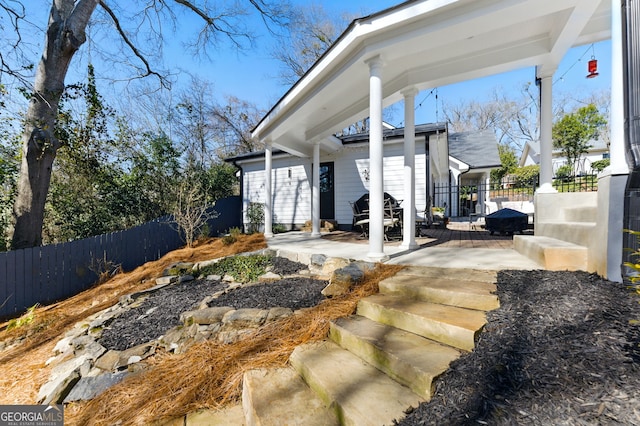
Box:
[264,142,273,238]
[609,0,629,175]
[311,142,321,237]
[537,74,557,193]
[595,0,628,283]
[482,172,490,214]
[366,56,387,261]
[401,88,418,250]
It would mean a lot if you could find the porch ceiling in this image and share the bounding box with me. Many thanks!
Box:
[252,0,611,158]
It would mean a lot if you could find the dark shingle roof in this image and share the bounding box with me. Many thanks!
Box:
[447,130,501,169]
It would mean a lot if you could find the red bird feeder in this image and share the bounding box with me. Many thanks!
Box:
[586,57,599,78]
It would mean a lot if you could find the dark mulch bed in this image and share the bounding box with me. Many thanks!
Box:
[96,260,640,424]
[206,278,327,310]
[99,257,325,352]
[398,270,640,426]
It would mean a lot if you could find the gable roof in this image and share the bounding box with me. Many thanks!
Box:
[448,130,501,169]
[251,0,610,159]
[519,137,610,166]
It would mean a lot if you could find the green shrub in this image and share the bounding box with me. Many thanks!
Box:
[199,254,272,283]
[555,164,574,181]
[221,227,242,245]
[246,202,264,234]
[6,304,38,331]
[591,159,610,172]
[513,165,540,187]
[272,223,287,234]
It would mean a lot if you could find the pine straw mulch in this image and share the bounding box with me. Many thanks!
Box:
[0,233,267,405]
[64,263,403,425]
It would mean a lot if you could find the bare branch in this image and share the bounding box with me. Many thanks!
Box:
[172,0,250,49]
[98,0,170,88]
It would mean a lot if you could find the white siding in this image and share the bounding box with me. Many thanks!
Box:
[327,139,428,227]
[239,137,431,229]
[242,157,311,228]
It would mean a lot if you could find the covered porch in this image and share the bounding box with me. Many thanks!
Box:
[251,0,627,281]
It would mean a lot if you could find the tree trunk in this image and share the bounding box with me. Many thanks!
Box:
[11,0,98,249]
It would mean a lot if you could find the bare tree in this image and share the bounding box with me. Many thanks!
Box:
[443,83,578,154]
[171,177,217,248]
[4,0,289,249]
[271,3,349,85]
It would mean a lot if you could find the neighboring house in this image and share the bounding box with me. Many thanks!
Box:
[447,130,501,216]
[519,139,610,176]
[225,124,500,231]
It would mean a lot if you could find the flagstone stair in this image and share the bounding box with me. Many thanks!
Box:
[241,266,499,426]
[514,192,597,272]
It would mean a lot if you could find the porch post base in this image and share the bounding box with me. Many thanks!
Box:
[399,242,419,250]
[367,252,389,262]
[535,183,558,194]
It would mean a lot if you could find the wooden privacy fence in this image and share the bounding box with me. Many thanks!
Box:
[0,196,241,319]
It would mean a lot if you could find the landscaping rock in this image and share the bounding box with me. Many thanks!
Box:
[94,350,121,371]
[217,329,255,344]
[72,336,106,360]
[38,355,91,404]
[321,257,350,276]
[53,336,74,355]
[118,342,156,368]
[156,275,179,285]
[38,369,80,404]
[352,260,376,273]
[206,274,222,281]
[63,371,129,403]
[178,275,194,283]
[310,254,327,268]
[322,264,365,297]
[259,271,281,283]
[266,307,293,322]
[222,309,269,330]
[41,254,335,403]
[180,306,234,325]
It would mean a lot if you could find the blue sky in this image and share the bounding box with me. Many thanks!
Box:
[160,0,611,126]
[8,1,611,126]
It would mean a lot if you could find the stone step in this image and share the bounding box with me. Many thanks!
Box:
[395,266,497,283]
[289,340,422,426]
[379,275,499,311]
[242,367,337,426]
[513,235,588,272]
[564,206,598,223]
[535,221,596,247]
[329,315,461,400]
[357,294,486,351]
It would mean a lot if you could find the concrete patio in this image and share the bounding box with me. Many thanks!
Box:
[267,223,541,271]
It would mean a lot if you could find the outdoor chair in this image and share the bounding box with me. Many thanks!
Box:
[383,198,401,240]
[350,201,370,237]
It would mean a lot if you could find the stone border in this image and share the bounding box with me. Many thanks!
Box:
[36,250,375,405]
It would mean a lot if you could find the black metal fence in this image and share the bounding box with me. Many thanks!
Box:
[434,174,598,217]
[0,196,241,319]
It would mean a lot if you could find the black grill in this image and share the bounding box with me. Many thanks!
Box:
[485,208,528,235]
